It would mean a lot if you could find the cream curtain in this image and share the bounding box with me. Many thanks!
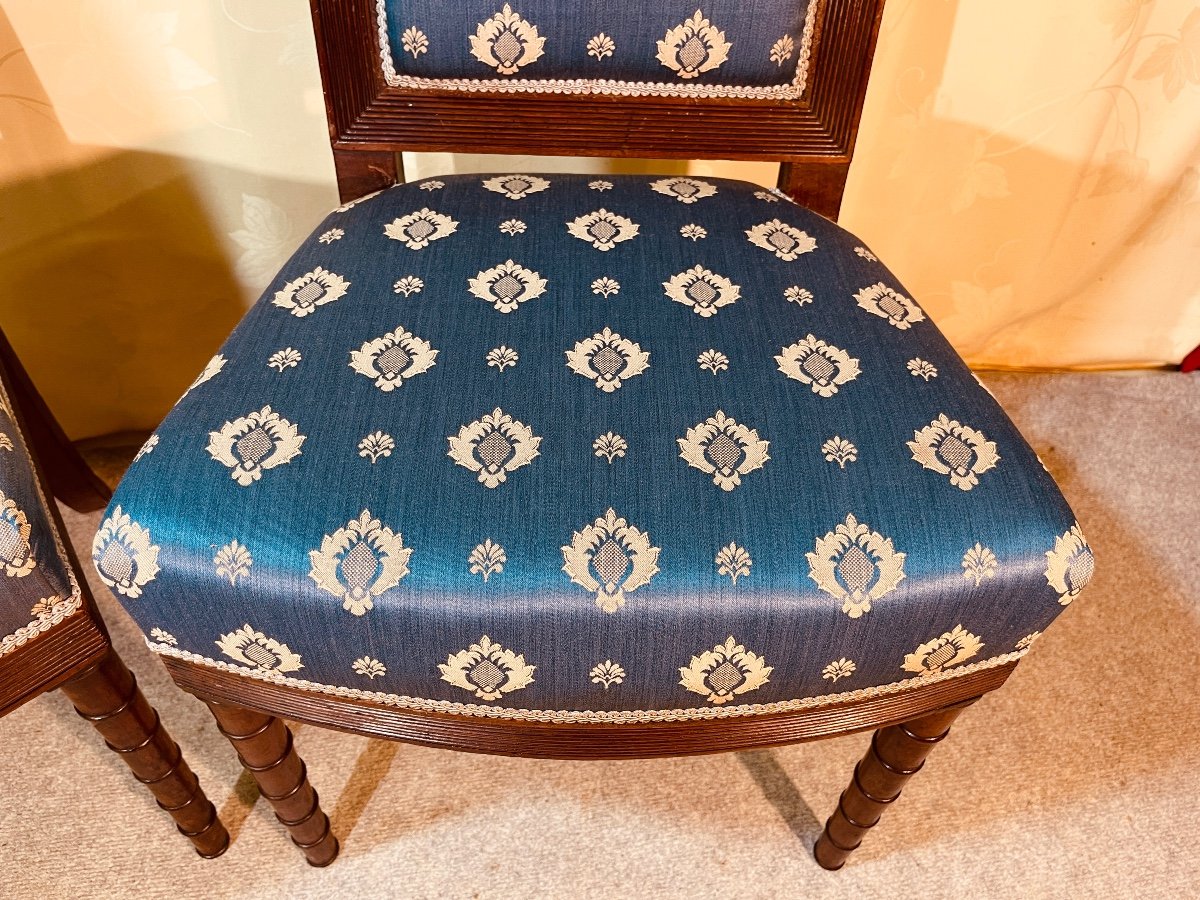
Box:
[1,1,1197,438]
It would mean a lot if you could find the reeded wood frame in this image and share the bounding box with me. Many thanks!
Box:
[168,657,1013,760]
[310,0,887,217]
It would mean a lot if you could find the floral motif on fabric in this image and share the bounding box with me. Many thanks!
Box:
[467,260,548,313]
[650,177,718,203]
[272,268,350,317]
[662,266,740,316]
[562,508,660,613]
[1044,524,1095,605]
[349,327,439,391]
[855,282,926,330]
[384,209,459,249]
[807,514,907,618]
[679,637,772,704]
[92,506,161,598]
[902,625,983,675]
[440,635,535,700]
[775,335,861,396]
[745,220,816,260]
[308,510,413,616]
[207,406,305,485]
[907,414,1000,490]
[566,209,640,250]
[217,625,303,672]
[448,408,542,488]
[482,175,551,199]
[677,411,770,491]
[657,11,732,79]
[565,327,650,392]
[469,5,546,75]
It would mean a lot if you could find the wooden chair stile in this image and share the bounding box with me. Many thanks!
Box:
[88,0,1093,873]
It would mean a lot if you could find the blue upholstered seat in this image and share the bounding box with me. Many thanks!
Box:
[95,175,1093,722]
[0,383,82,657]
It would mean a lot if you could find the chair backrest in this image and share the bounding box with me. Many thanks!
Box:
[311,0,886,219]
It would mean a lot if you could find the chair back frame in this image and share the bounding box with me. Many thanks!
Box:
[310,0,887,218]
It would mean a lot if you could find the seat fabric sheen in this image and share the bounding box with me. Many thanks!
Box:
[95,174,1093,723]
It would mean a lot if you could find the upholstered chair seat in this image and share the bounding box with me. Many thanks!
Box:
[97,174,1091,723]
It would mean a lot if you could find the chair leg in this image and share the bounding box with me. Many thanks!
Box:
[813,698,978,870]
[204,699,339,867]
[59,648,229,858]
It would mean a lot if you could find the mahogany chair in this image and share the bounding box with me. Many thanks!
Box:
[0,329,228,858]
[90,0,1094,870]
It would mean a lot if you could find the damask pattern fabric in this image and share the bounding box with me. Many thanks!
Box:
[96,174,1093,722]
[378,1,818,99]
[0,381,81,656]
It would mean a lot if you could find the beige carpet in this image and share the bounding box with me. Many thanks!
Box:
[0,372,1197,899]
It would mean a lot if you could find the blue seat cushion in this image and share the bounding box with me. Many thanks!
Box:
[0,383,82,657]
[97,174,1093,722]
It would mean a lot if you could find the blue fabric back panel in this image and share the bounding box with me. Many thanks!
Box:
[384,1,811,87]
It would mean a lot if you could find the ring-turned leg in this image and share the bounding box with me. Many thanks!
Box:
[204,700,339,866]
[813,699,978,870]
[59,648,229,857]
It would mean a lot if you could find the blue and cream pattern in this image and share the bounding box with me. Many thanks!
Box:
[0,381,82,657]
[377,2,819,99]
[97,174,1095,722]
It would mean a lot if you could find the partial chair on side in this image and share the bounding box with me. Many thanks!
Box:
[0,328,228,858]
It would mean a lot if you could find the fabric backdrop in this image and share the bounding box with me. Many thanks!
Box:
[1,0,1197,438]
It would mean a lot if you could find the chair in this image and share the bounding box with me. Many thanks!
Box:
[90,0,1095,870]
[0,328,228,858]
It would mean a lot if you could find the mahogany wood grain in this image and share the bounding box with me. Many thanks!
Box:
[205,700,339,866]
[813,698,977,869]
[777,159,852,220]
[0,609,107,718]
[166,658,1013,761]
[332,148,401,203]
[60,649,229,857]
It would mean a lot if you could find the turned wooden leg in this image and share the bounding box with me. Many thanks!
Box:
[813,698,978,870]
[59,648,229,857]
[205,700,339,866]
